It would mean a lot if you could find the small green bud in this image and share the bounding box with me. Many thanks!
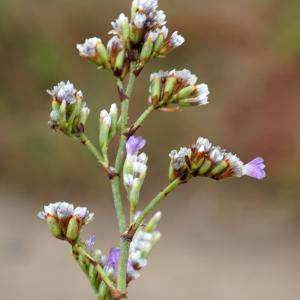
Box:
[191,157,205,171]
[209,160,229,177]
[114,49,125,72]
[98,280,109,300]
[174,86,196,100]
[46,216,62,238]
[153,33,165,54]
[78,253,89,274]
[199,159,212,175]
[99,110,111,159]
[130,24,142,45]
[163,76,177,102]
[79,107,90,127]
[52,99,60,111]
[96,42,111,69]
[66,217,79,241]
[128,178,142,210]
[168,162,177,182]
[108,104,118,140]
[58,100,67,126]
[145,211,162,232]
[140,39,154,63]
[150,76,162,105]
[88,264,97,288]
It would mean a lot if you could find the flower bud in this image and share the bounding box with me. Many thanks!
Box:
[144,211,162,232]
[158,31,185,56]
[77,38,111,69]
[162,75,177,101]
[88,263,98,288]
[98,280,109,300]
[66,216,79,241]
[96,41,111,69]
[46,215,62,238]
[153,26,169,54]
[198,159,212,175]
[139,31,158,66]
[79,107,90,127]
[99,110,112,159]
[38,202,94,240]
[47,81,89,137]
[149,73,162,106]
[209,160,229,177]
[109,104,118,140]
[110,13,130,43]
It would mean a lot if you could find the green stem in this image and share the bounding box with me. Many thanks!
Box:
[111,65,137,299]
[75,245,120,297]
[80,133,107,168]
[130,105,155,135]
[133,178,182,231]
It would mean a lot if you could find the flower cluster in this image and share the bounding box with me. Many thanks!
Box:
[40,1,267,299]
[76,0,185,78]
[103,211,162,284]
[47,81,89,136]
[38,202,94,241]
[129,211,162,270]
[149,69,209,108]
[123,136,148,213]
[169,137,266,181]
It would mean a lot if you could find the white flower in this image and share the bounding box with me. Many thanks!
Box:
[57,202,74,220]
[173,69,198,86]
[100,110,112,127]
[196,137,212,153]
[124,174,134,188]
[225,152,244,177]
[150,70,169,81]
[169,31,185,47]
[209,146,225,163]
[38,202,60,220]
[195,83,210,105]
[47,81,82,104]
[73,207,95,224]
[110,13,129,35]
[107,36,124,53]
[152,10,167,27]
[134,12,147,28]
[133,0,158,14]
[145,30,159,42]
[169,147,191,170]
[77,37,101,57]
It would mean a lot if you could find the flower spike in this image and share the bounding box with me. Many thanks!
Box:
[38,202,94,241]
[169,137,266,181]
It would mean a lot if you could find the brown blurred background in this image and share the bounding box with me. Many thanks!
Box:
[1,0,300,299]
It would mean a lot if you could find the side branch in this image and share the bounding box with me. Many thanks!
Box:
[128,105,155,136]
[131,178,182,235]
[73,245,125,300]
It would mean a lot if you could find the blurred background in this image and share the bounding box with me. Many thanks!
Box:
[1,0,300,299]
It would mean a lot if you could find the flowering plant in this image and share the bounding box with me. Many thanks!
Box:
[38,1,266,299]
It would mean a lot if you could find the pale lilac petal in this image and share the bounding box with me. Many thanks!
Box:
[85,235,96,252]
[126,136,146,156]
[243,157,266,180]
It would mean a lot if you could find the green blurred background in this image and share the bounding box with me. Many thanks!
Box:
[1,0,300,299]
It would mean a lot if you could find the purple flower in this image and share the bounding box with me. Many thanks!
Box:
[85,235,96,252]
[243,157,266,180]
[126,136,146,156]
[105,247,120,270]
[105,248,140,281]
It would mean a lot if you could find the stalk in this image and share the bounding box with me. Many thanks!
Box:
[110,63,137,300]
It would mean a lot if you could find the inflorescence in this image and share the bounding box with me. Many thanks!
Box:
[39,0,266,299]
